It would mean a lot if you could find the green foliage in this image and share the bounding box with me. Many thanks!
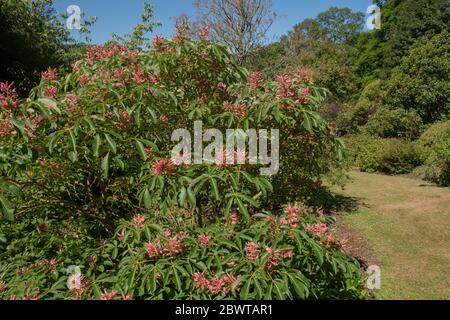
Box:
[0,32,344,229]
[344,135,421,174]
[282,7,364,46]
[415,121,450,186]
[355,0,449,79]
[244,43,286,79]
[0,0,95,96]
[383,31,450,123]
[0,208,365,300]
[363,107,423,139]
[334,80,383,134]
[315,7,364,44]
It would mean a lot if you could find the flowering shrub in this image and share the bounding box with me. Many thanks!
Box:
[0,206,364,300]
[0,27,360,300]
[0,29,344,227]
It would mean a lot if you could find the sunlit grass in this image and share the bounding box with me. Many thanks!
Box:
[332,171,450,300]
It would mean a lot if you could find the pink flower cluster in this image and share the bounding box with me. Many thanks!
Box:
[276,75,295,101]
[175,23,189,44]
[153,35,166,51]
[244,242,260,261]
[132,214,146,229]
[276,73,312,110]
[43,86,58,99]
[151,158,176,176]
[198,234,213,247]
[144,230,185,259]
[281,206,301,229]
[36,258,58,270]
[228,212,238,226]
[300,88,311,105]
[68,273,89,299]
[265,247,280,270]
[214,148,249,168]
[0,113,14,136]
[79,75,90,87]
[306,223,328,237]
[101,289,117,300]
[249,71,263,90]
[216,82,227,92]
[66,95,78,113]
[322,233,335,247]
[0,281,7,293]
[265,247,294,271]
[298,68,314,83]
[132,69,146,84]
[200,27,210,41]
[86,45,128,62]
[112,67,159,88]
[223,101,248,118]
[41,67,58,81]
[0,82,19,110]
[193,272,239,296]
[106,110,131,129]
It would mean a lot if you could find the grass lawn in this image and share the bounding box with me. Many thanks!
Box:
[331,171,450,300]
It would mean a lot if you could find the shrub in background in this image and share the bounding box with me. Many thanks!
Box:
[334,80,383,135]
[363,106,423,139]
[344,135,421,174]
[415,121,450,186]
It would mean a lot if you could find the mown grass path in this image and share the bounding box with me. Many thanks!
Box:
[332,171,450,299]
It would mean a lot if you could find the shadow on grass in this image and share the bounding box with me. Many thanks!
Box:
[313,187,362,214]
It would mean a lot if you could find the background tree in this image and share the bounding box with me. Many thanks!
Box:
[315,7,364,44]
[0,0,95,96]
[383,31,450,123]
[193,0,277,62]
[355,0,449,81]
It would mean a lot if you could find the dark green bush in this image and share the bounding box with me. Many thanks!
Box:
[363,106,423,139]
[344,135,421,174]
[335,80,383,135]
[415,121,450,186]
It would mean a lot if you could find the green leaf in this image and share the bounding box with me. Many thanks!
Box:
[186,188,196,206]
[210,178,219,201]
[143,189,151,208]
[311,242,324,266]
[236,197,249,220]
[114,157,125,170]
[136,140,147,160]
[288,274,308,299]
[92,134,101,157]
[240,279,251,299]
[0,195,14,221]
[104,134,117,154]
[69,130,77,152]
[178,187,187,206]
[101,153,110,179]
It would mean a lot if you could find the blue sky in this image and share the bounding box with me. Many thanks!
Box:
[54,0,373,44]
